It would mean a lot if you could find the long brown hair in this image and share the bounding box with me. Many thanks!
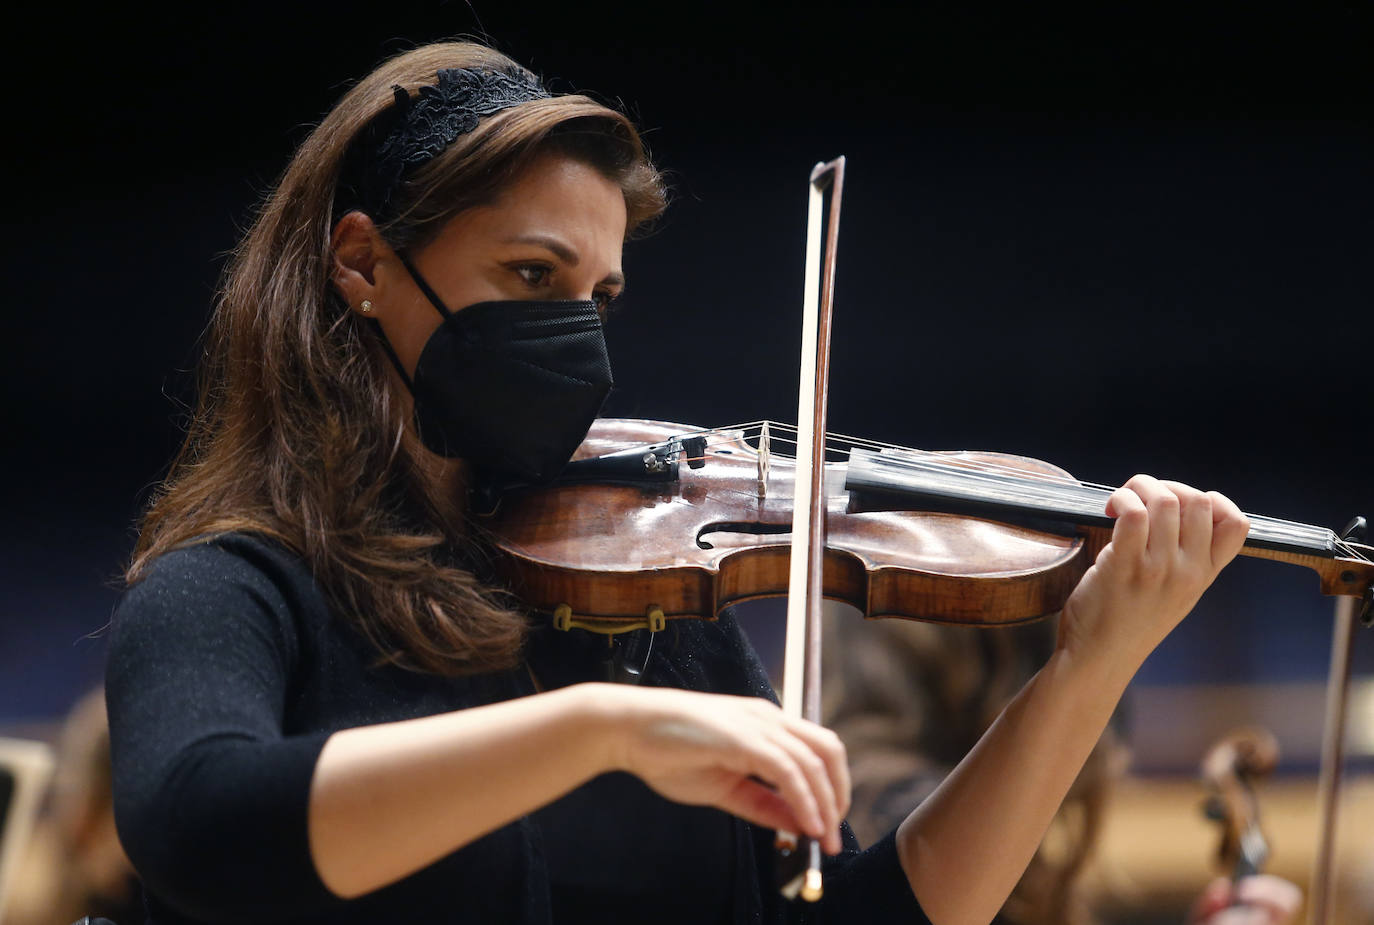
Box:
[128,42,667,674]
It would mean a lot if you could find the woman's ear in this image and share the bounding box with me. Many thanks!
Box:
[331,211,386,317]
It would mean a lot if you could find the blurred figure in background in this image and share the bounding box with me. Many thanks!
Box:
[821,605,1301,925]
[3,688,140,925]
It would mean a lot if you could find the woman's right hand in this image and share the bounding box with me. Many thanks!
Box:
[595,684,850,855]
[309,680,848,899]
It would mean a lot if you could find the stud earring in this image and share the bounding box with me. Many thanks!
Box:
[360,300,373,314]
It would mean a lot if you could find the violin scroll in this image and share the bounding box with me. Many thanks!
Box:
[1200,726,1279,881]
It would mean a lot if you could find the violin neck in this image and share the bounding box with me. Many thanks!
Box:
[844,448,1374,599]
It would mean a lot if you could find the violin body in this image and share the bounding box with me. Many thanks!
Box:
[478,419,1100,628]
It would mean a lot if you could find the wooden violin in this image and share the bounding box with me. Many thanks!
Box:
[476,417,1374,632]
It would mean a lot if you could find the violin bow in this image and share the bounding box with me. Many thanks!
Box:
[766,154,1364,915]
[777,155,845,902]
[1308,591,1360,925]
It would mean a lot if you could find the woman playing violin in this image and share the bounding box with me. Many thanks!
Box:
[106,40,1251,925]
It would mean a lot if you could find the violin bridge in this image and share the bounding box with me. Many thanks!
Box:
[758,422,771,499]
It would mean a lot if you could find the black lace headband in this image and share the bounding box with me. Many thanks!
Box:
[336,65,551,222]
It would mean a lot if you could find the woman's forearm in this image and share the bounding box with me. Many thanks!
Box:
[306,677,853,900]
[895,647,1134,925]
[307,681,621,898]
[897,477,1248,924]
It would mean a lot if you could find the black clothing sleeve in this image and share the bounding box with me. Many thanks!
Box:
[108,535,930,924]
[107,539,339,922]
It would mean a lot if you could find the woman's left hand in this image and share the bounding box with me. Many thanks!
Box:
[1057,474,1249,675]
[895,475,1249,925]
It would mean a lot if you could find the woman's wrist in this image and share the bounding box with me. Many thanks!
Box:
[562,682,635,776]
[1046,635,1138,709]
[1055,598,1158,691]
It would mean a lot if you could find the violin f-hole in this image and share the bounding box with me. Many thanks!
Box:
[696,521,793,549]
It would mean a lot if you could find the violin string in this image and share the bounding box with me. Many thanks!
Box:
[696,422,1335,550]
[677,423,1147,534]
[859,450,1339,552]
[634,418,1301,536]
[606,421,1352,557]
[747,420,1328,546]
[747,421,1340,549]
[779,423,1361,560]
[1347,542,1373,563]
[754,422,1126,492]
[758,425,1146,515]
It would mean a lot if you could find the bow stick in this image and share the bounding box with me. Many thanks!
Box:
[777,156,845,902]
[1307,591,1360,925]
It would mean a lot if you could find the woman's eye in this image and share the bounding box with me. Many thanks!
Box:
[593,291,620,315]
[515,265,551,287]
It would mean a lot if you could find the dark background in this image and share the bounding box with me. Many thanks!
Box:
[3,3,1371,762]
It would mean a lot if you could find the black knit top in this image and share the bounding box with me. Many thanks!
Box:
[106,533,929,924]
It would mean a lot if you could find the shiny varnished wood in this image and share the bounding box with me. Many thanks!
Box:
[477,419,1092,626]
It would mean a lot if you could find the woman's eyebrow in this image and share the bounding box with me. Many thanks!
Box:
[504,233,579,265]
[506,232,624,288]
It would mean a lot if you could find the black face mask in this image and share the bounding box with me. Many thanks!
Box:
[377,255,613,485]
